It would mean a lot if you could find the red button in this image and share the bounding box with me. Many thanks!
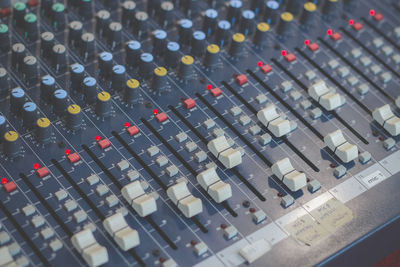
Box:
[127,126,139,136]
[352,22,363,31]
[27,0,39,7]
[183,98,195,109]
[36,167,49,178]
[0,8,11,17]
[284,53,296,62]
[260,64,272,74]
[330,32,342,41]
[67,153,81,163]
[210,87,222,97]
[98,139,111,149]
[373,13,383,21]
[4,182,16,193]
[235,74,248,85]
[156,112,168,123]
[308,43,319,51]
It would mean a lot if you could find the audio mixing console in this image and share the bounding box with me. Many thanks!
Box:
[0,0,399,266]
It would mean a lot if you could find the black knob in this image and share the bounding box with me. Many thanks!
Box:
[103,0,119,9]
[52,44,68,73]
[300,2,317,27]
[40,75,56,102]
[191,31,206,57]
[240,10,256,36]
[0,68,9,96]
[178,19,193,45]
[165,42,180,68]
[203,8,218,37]
[22,56,38,84]
[83,76,97,104]
[147,0,161,16]
[0,23,10,52]
[133,11,149,39]
[11,43,26,70]
[0,115,6,142]
[227,0,242,26]
[285,0,302,15]
[178,55,194,81]
[79,0,93,20]
[125,40,141,67]
[66,104,82,131]
[35,118,52,144]
[264,0,280,26]
[151,67,168,93]
[68,21,83,46]
[215,20,231,47]
[139,53,154,79]
[70,63,85,91]
[22,101,38,129]
[107,22,123,50]
[81,32,96,61]
[95,91,112,117]
[51,3,66,31]
[10,87,25,114]
[152,29,168,56]
[203,44,220,69]
[40,32,55,58]
[3,131,21,158]
[41,0,53,17]
[111,65,126,91]
[125,79,141,105]
[322,0,338,19]
[96,10,111,36]
[229,33,245,58]
[53,89,68,116]
[24,13,38,41]
[253,22,270,47]
[251,0,265,16]
[159,1,174,27]
[13,2,26,28]
[121,1,136,26]
[276,12,294,36]
[98,52,113,79]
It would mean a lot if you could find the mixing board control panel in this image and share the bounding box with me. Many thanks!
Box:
[0,0,399,266]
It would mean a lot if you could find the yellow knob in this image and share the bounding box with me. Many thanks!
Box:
[126,79,140,89]
[181,55,194,65]
[97,91,111,102]
[207,44,220,54]
[67,104,81,115]
[37,118,50,128]
[281,12,293,22]
[4,131,18,142]
[257,22,270,33]
[304,2,316,12]
[232,33,245,43]
[154,67,167,77]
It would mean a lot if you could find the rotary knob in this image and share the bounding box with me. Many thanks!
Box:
[229,33,245,58]
[3,131,21,158]
[70,63,85,91]
[83,76,97,104]
[178,19,193,45]
[35,118,52,144]
[10,87,25,114]
[13,2,26,28]
[81,33,96,61]
[95,91,112,117]
[121,1,136,26]
[276,12,293,36]
[0,23,10,52]
[66,104,82,131]
[264,0,280,26]
[227,0,242,26]
[40,75,56,102]
[107,22,123,50]
[22,102,38,129]
[96,10,111,36]
[133,11,149,39]
[124,79,141,105]
[322,0,338,19]
[203,9,218,37]
[203,44,220,69]
[68,21,83,46]
[52,44,68,73]
[125,40,141,67]
[240,10,256,36]
[139,53,154,79]
[111,65,126,91]
[178,55,194,81]
[53,89,68,116]
[51,3,66,31]
[40,32,55,58]
[98,52,113,79]
[151,67,168,93]
[253,22,270,47]
[215,20,231,47]
[165,42,181,68]
[22,56,38,84]
[0,68,9,96]
[11,43,26,70]
[300,2,317,27]
[191,31,206,57]
[152,29,168,56]
[24,13,38,41]
[79,0,93,20]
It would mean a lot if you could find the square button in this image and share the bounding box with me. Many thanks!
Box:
[330,32,342,41]
[260,64,272,74]
[210,87,222,97]
[183,98,195,109]
[67,153,80,163]
[36,167,49,178]
[352,22,363,31]
[235,74,248,85]
[127,126,139,136]
[156,112,167,123]
[284,53,296,62]
[4,182,16,193]
[307,42,319,51]
[373,13,383,21]
[98,139,111,149]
